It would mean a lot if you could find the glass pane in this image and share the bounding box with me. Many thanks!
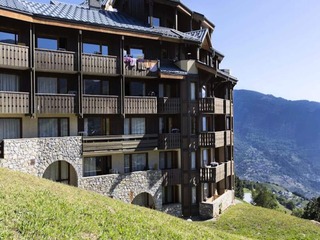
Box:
[132,153,146,172]
[87,117,104,136]
[37,37,58,50]
[59,78,68,94]
[191,152,196,169]
[0,73,19,91]
[0,119,20,140]
[202,149,208,167]
[202,117,207,132]
[124,155,130,173]
[131,118,145,135]
[84,79,100,95]
[83,43,100,54]
[84,157,97,177]
[60,161,69,180]
[124,118,130,135]
[130,48,144,59]
[0,31,17,44]
[159,152,165,170]
[102,45,108,55]
[60,118,69,137]
[39,119,58,137]
[190,82,196,100]
[192,187,197,204]
[102,81,109,95]
[37,77,57,94]
[130,82,145,96]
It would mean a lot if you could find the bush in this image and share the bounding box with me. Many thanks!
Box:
[302,197,320,221]
[235,176,244,199]
[252,186,278,209]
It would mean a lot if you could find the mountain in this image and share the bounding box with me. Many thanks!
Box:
[234,89,320,198]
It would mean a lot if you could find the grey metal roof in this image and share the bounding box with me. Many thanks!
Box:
[0,0,203,43]
[185,29,208,43]
[160,62,187,76]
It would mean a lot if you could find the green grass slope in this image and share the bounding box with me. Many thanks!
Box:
[201,204,320,240]
[0,168,243,240]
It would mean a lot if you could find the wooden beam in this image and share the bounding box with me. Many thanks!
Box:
[160,73,185,79]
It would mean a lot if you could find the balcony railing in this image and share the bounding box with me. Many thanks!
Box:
[124,58,159,77]
[225,161,234,177]
[35,49,75,72]
[83,95,119,114]
[124,96,157,114]
[0,42,29,68]
[82,134,158,155]
[199,97,229,114]
[215,131,225,148]
[214,98,224,114]
[82,54,117,75]
[199,132,215,147]
[225,100,231,115]
[200,164,225,183]
[0,92,29,114]
[162,169,181,186]
[226,130,232,146]
[158,97,180,114]
[36,94,75,114]
[199,97,215,112]
[158,133,180,149]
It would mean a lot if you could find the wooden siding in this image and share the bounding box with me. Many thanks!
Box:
[0,92,29,114]
[0,42,28,68]
[36,94,75,114]
[83,95,119,114]
[199,164,225,183]
[124,96,157,114]
[158,97,180,114]
[198,132,215,147]
[215,131,225,148]
[35,49,75,71]
[82,134,158,155]
[158,133,181,149]
[162,169,181,186]
[124,59,158,77]
[82,54,117,74]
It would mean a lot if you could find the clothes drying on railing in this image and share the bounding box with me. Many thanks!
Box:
[124,57,158,72]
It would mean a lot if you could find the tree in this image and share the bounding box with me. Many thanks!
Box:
[235,175,244,199]
[252,186,278,209]
[302,197,320,221]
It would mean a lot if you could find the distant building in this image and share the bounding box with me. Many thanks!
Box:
[0,0,237,218]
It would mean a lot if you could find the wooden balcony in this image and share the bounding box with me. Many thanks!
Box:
[82,134,158,156]
[124,59,158,77]
[158,133,180,149]
[198,97,215,112]
[158,97,180,114]
[225,100,231,115]
[35,49,75,72]
[225,161,234,177]
[215,131,225,148]
[124,96,157,114]
[0,42,29,69]
[198,97,227,114]
[214,98,224,114]
[83,95,119,114]
[36,94,75,114]
[199,132,215,147]
[162,169,181,186]
[0,92,29,114]
[200,164,225,183]
[82,54,117,75]
[226,130,232,146]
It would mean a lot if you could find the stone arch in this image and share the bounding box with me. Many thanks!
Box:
[43,160,78,187]
[132,192,155,209]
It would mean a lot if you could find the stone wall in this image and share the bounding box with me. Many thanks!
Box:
[199,190,234,219]
[161,203,182,217]
[79,170,163,209]
[0,137,82,178]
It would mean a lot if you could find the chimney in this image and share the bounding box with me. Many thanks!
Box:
[88,0,102,9]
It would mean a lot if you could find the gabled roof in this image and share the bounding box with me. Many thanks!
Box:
[185,29,208,44]
[0,0,203,44]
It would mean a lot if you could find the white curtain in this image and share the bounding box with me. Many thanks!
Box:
[132,154,146,172]
[0,119,20,140]
[0,73,19,91]
[37,77,57,93]
[124,118,130,135]
[202,149,209,167]
[84,157,97,177]
[124,155,130,173]
[131,118,145,134]
[39,118,58,137]
[60,119,68,137]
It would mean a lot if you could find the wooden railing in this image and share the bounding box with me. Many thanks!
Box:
[200,164,225,183]
[82,54,117,74]
[214,97,224,114]
[82,134,158,155]
[83,95,119,114]
[124,59,159,77]
[215,131,225,148]
[225,100,231,115]
[35,49,75,71]
[162,169,181,186]
[0,42,29,68]
[225,161,234,177]
[226,130,232,146]
[158,133,180,149]
[199,132,215,147]
[199,97,215,112]
[0,92,29,114]
[36,94,75,114]
[158,97,180,114]
[124,96,157,114]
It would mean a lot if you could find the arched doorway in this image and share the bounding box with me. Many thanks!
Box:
[132,192,155,209]
[43,161,78,186]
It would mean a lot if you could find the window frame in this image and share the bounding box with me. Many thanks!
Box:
[38,117,69,137]
[124,153,148,173]
[0,30,19,44]
[83,156,112,177]
[0,118,22,140]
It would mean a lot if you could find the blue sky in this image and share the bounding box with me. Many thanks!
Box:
[34,0,320,102]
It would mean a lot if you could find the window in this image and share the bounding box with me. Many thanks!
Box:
[124,153,148,173]
[162,186,179,205]
[124,118,145,135]
[159,151,178,169]
[38,118,69,137]
[37,37,58,50]
[191,152,196,170]
[84,117,109,136]
[84,79,109,95]
[191,186,197,204]
[0,118,21,140]
[202,183,209,200]
[148,16,160,27]
[0,31,18,44]
[226,117,231,130]
[190,82,196,100]
[0,73,19,91]
[37,77,68,94]
[129,48,144,59]
[128,81,145,96]
[83,156,112,177]
[202,149,209,167]
[83,42,108,55]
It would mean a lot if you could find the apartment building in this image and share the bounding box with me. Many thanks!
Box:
[0,0,237,218]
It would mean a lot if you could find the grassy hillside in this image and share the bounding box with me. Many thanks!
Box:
[201,204,320,240]
[0,168,242,240]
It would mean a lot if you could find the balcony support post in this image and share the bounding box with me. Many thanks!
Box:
[78,30,83,117]
[30,23,36,117]
[120,35,125,117]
